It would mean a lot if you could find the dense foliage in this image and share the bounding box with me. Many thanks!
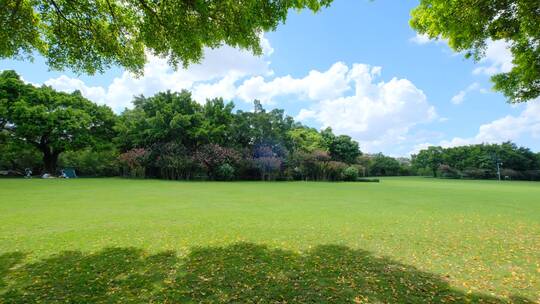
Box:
[0,0,332,74]
[2,0,537,105]
[114,90,368,181]
[411,0,540,102]
[412,142,540,180]
[0,70,116,174]
[2,70,539,180]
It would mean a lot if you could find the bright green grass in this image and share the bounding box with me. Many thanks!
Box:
[0,178,539,303]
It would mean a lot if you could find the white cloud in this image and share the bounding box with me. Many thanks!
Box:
[412,35,514,77]
[409,33,446,45]
[409,142,433,155]
[191,73,240,103]
[236,62,351,104]
[450,91,466,105]
[414,99,540,152]
[44,39,274,111]
[472,40,513,76]
[450,82,484,105]
[294,64,438,153]
[409,33,432,45]
[260,35,274,56]
[45,75,107,104]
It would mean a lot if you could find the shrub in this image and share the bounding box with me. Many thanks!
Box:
[523,170,540,181]
[216,163,235,181]
[461,168,494,179]
[193,144,240,180]
[357,178,380,182]
[0,142,41,173]
[326,161,348,181]
[343,166,359,181]
[151,142,198,180]
[437,164,461,179]
[59,149,119,177]
[500,169,522,180]
[254,156,282,180]
[118,148,149,178]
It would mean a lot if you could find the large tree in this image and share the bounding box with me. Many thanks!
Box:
[0,70,116,173]
[1,0,332,74]
[321,127,361,164]
[115,90,206,150]
[410,0,540,103]
[412,146,444,177]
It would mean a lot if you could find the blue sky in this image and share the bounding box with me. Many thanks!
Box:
[2,0,539,156]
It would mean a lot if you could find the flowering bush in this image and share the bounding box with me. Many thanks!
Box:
[118,148,149,178]
[193,144,240,179]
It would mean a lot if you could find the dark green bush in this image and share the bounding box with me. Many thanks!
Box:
[357,178,380,182]
[216,163,236,181]
[343,166,359,181]
[0,142,41,173]
[437,165,461,179]
[60,149,120,177]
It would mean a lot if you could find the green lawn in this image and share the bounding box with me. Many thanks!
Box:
[0,178,539,303]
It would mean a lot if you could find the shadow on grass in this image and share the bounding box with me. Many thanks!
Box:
[0,243,534,303]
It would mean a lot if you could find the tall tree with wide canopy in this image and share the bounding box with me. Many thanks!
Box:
[0,70,116,173]
[0,0,332,74]
[115,90,207,150]
[410,0,540,103]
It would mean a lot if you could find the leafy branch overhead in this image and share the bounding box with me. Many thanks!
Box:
[1,0,537,103]
[410,0,540,103]
[0,0,332,75]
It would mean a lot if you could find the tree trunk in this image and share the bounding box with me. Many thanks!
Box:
[42,148,60,175]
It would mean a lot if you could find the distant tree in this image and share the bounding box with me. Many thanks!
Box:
[412,146,444,177]
[356,155,372,176]
[116,90,205,150]
[232,100,297,151]
[413,142,540,180]
[321,128,361,164]
[1,0,333,74]
[410,0,540,102]
[0,70,116,174]
[369,153,401,176]
[201,98,235,146]
[288,127,326,153]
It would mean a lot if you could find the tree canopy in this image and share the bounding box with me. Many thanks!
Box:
[0,0,332,74]
[410,0,540,102]
[0,70,116,173]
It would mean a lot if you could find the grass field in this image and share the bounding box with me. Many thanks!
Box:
[0,178,539,303]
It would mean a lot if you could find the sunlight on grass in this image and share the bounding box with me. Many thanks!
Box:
[1,178,539,302]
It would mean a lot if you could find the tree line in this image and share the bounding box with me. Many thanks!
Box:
[412,143,540,180]
[1,70,539,181]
